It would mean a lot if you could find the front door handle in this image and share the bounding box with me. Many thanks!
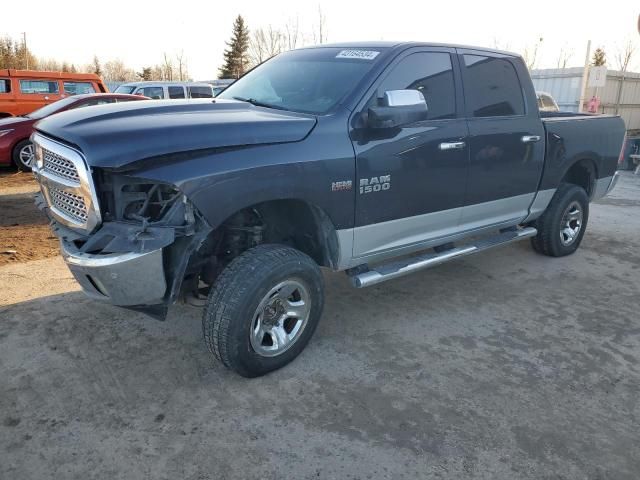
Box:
[439,141,466,151]
[521,135,541,143]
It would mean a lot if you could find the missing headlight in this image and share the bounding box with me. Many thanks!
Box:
[122,183,181,222]
[97,172,187,227]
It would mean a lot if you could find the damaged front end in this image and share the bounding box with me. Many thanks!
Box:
[32,133,211,320]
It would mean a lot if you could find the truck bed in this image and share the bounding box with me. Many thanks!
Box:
[538,112,626,193]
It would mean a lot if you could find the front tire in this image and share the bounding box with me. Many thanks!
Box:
[13,139,34,171]
[202,244,324,377]
[531,183,589,257]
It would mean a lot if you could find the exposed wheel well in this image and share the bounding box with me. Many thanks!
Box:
[189,199,340,290]
[561,159,597,198]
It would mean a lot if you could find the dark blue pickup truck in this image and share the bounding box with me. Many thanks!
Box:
[32,42,625,377]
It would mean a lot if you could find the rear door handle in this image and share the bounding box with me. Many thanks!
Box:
[439,141,466,151]
[521,135,541,143]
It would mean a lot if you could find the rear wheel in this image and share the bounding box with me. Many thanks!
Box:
[530,183,589,257]
[13,139,34,171]
[202,244,324,377]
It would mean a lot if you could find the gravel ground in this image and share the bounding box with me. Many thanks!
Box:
[1,173,639,480]
[0,171,59,266]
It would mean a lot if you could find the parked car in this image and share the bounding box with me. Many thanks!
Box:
[537,91,560,112]
[0,93,148,171]
[206,79,235,96]
[32,42,625,377]
[0,69,108,118]
[114,81,213,99]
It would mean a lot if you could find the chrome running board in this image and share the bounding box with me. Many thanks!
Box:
[350,227,537,288]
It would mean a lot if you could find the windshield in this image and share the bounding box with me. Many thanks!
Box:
[217,47,386,114]
[114,85,136,94]
[27,96,80,119]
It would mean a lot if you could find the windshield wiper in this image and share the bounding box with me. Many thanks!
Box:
[231,96,287,111]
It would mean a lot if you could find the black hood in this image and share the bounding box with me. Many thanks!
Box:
[34,99,317,169]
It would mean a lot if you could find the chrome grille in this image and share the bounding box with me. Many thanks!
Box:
[48,187,88,223]
[43,148,80,183]
[33,133,101,232]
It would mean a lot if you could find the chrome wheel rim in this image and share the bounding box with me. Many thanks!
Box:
[250,279,311,357]
[559,201,583,246]
[19,143,34,167]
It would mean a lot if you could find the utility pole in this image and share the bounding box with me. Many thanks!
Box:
[577,39,591,113]
[22,32,29,70]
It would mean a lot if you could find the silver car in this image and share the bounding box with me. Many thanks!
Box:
[114,81,213,100]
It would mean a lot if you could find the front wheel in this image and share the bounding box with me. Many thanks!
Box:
[13,139,34,171]
[530,183,589,257]
[202,244,324,377]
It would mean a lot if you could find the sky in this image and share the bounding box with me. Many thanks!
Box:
[1,0,639,80]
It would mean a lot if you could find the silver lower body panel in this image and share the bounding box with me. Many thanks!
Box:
[592,174,617,200]
[61,240,167,306]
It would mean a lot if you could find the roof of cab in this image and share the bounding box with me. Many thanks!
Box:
[300,41,520,58]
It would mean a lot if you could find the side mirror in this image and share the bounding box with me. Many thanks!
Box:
[367,89,428,129]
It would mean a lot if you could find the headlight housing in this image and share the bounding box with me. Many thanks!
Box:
[97,172,185,227]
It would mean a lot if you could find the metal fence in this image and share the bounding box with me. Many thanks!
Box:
[531,67,640,132]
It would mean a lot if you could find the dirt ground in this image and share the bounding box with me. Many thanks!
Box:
[1,172,639,479]
[0,170,60,266]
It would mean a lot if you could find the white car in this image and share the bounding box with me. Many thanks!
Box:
[536,91,560,112]
[114,81,213,100]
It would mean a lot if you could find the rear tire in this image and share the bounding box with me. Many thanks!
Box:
[530,183,589,257]
[202,244,324,377]
[13,139,34,172]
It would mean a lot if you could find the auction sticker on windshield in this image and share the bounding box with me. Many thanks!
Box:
[336,50,380,60]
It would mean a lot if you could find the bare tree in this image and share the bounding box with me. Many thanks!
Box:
[176,50,187,81]
[615,39,636,73]
[37,58,63,71]
[522,37,543,70]
[556,45,573,69]
[162,52,174,81]
[491,37,512,52]
[249,26,285,66]
[285,16,301,50]
[313,5,327,44]
[103,59,136,82]
[151,65,165,81]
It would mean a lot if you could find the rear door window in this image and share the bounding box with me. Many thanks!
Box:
[19,80,59,94]
[139,86,164,99]
[168,86,186,99]
[188,86,213,98]
[0,79,10,93]
[461,55,525,117]
[63,81,96,95]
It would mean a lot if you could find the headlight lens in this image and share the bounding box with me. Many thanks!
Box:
[0,129,14,137]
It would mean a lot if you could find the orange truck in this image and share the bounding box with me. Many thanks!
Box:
[0,69,108,118]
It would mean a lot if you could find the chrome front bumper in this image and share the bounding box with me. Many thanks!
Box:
[61,240,167,306]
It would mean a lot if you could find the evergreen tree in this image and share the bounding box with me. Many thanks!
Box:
[591,47,606,66]
[137,67,153,80]
[219,15,250,79]
[92,55,102,76]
